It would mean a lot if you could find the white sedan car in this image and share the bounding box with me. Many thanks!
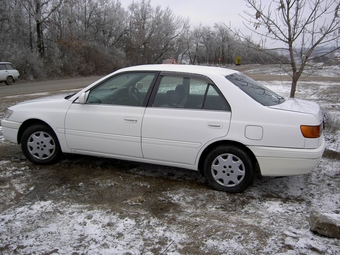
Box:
[1,64,325,192]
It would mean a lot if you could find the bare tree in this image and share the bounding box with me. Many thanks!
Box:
[186,24,248,66]
[186,26,203,64]
[46,0,127,76]
[240,0,340,97]
[20,0,64,58]
[214,23,240,65]
[125,0,189,64]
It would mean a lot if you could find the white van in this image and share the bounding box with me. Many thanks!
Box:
[0,62,20,85]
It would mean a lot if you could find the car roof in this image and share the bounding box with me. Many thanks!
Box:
[0,62,12,64]
[116,64,238,77]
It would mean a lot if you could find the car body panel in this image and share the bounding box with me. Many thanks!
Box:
[1,120,20,143]
[142,108,231,165]
[1,94,72,151]
[64,103,145,158]
[250,137,325,176]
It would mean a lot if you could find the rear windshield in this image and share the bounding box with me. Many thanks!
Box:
[226,73,285,106]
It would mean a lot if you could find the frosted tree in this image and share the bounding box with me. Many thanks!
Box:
[241,0,340,97]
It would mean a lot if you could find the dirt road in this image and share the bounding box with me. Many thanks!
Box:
[0,76,102,96]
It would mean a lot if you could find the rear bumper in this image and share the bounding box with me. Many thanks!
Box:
[1,119,21,143]
[249,138,325,176]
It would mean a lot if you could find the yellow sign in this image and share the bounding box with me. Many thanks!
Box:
[235,56,241,65]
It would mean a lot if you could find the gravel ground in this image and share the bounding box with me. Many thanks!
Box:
[0,65,339,254]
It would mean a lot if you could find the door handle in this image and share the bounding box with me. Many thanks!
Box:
[208,123,222,128]
[124,117,138,123]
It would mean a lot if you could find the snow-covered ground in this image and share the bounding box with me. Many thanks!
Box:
[243,63,340,77]
[0,65,339,254]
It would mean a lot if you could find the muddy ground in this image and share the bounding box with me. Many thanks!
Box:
[0,66,339,254]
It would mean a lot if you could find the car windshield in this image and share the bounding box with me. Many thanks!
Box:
[226,73,285,106]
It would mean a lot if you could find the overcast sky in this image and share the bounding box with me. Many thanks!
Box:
[121,0,252,29]
[121,0,338,49]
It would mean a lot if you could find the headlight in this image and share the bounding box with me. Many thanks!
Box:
[3,109,13,119]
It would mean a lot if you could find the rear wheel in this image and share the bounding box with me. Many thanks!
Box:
[203,145,255,193]
[5,76,14,85]
[21,124,62,164]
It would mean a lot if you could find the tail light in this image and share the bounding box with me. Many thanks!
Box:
[300,124,323,138]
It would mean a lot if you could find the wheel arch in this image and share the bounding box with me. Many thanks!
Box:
[198,140,260,176]
[17,119,55,144]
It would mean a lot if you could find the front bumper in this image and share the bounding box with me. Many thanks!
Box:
[1,119,21,143]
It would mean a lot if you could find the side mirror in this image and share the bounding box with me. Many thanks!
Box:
[78,91,89,104]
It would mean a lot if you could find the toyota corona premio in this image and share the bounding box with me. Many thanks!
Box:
[1,64,325,192]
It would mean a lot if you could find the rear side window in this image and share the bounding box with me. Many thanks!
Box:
[226,73,285,106]
[0,63,15,70]
[152,75,230,111]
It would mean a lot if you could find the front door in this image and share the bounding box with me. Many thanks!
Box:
[65,72,157,158]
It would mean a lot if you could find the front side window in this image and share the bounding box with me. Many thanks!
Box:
[226,73,285,106]
[5,64,14,70]
[152,75,230,111]
[86,72,157,106]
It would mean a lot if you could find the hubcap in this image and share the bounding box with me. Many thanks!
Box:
[211,153,245,187]
[27,131,56,160]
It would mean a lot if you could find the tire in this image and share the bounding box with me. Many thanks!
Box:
[203,145,254,193]
[5,76,14,85]
[21,124,62,165]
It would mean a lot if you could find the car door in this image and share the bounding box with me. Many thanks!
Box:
[0,64,6,81]
[5,63,15,77]
[64,72,157,158]
[142,73,232,166]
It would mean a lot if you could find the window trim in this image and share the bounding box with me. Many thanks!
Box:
[147,71,231,111]
[81,71,160,107]
[147,72,212,108]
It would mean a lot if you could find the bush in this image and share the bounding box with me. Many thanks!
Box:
[12,49,45,81]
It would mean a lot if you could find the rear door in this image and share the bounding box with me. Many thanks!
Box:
[5,63,16,78]
[142,73,232,167]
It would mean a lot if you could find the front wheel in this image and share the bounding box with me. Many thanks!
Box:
[5,76,14,85]
[21,124,62,164]
[203,145,255,193]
